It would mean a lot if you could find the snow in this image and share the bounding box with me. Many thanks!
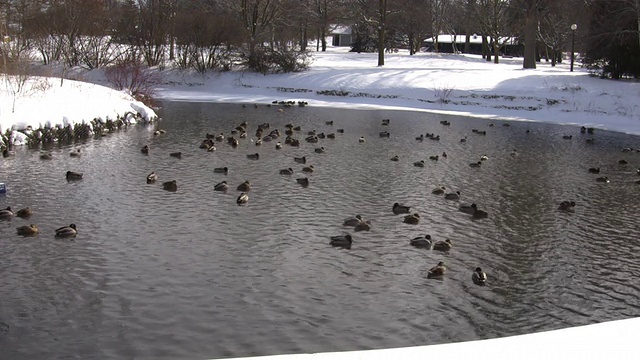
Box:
[227,317,640,360]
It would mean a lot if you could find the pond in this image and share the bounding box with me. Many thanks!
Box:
[1,102,639,360]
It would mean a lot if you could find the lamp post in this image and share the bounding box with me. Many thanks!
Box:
[570,24,577,72]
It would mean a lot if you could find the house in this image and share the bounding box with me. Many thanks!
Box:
[330,25,352,47]
[423,34,523,56]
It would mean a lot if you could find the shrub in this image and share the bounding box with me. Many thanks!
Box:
[104,58,161,102]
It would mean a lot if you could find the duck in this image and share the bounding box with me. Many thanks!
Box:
[472,208,489,219]
[280,168,294,175]
[588,167,600,174]
[255,138,263,146]
[460,136,467,143]
[294,156,306,164]
[153,129,166,136]
[141,145,150,154]
[302,165,315,173]
[327,133,336,139]
[432,186,446,195]
[12,207,32,219]
[169,152,182,158]
[40,152,53,160]
[459,203,477,215]
[480,154,489,161]
[314,147,325,154]
[392,203,411,214]
[70,149,81,157]
[0,206,14,218]
[215,133,225,142]
[337,129,345,133]
[214,181,229,191]
[586,138,595,144]
[359,136,366,143]
[381,119,390,126]
[416,134,424,141]
[247,153,260,160]
[429,155,439,161]
[379,131,390,138]
[330,234,353,249]
[296,177,310,187]
[16,224,39,236]
[427,261,446,279]
[55,223,77,238]
[326,120,334,125]
[442,152,447,158]
[213,167,229,174]
[510,149,518,157]
[410,235,432,249]
[558,200,576,211]
[403,213,420,224]
[146,172,157,184]
[562,135,573,140]
[444,191,461,200]
[354,220,372,232]
[237,180,251,192]
[440,120,451,126]
[413,160,425,167]
[163,180,178,192]
[433,239,452,251]
[390,155,399,161]
[469,161,482,168]
[343,215,364,227]
[66,171,83,181]
[618,159,628,165]
[596,176,610,183]
[276,142,283,150]
[472,267,487,285]
[236,192,249,204]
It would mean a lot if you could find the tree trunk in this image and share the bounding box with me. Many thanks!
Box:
[523,6,537,69]
[321,28,327,51]
[551,48,556,66]
[464,32,471,54]
[493,42,499,63]
[377,0,386,66]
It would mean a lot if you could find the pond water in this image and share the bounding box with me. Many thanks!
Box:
[1,102,640,360]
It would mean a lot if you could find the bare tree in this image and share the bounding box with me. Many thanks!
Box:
[474,0,514,63]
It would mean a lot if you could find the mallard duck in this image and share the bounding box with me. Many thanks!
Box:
[381,119,390,126]
[294,156,306,164]
[214,181,229,191]
[230,138,239,147]
[460,136,467,142]
[393,203,411,214]
[416,134,424,141]
[247,153,260,160]
[326,120,334,125]
[343,215,364,227]
[403,213,420,224]
[445,191,461,200]
[588,167,600,174]
[469,161,482,168]
[413,160,425,167]
[213,167,229,174]
[15,207,33,218]
[433,239,452,251]
[410,235,432,249]
[330,234,353,249]
[70,149,81,157]
[153,129,166,136]
[163,180,177,192]
[40,152,53,160]
[380,131,390,138]
[354,220,372,232]
[236,192,249,204]
[314,147,325,154]
[280,168,294,175]
[237,180,251,192]
[558,201,576,211]
[296,177,310,187]
[622,147,634,152]
[55,223,77,238]
[216,133,225,142]
[587,127,595,134]
[510,149,518,157]
[459,203,477,214]
[480,154,489,161]
[359,137,366,143]
[146,172,157,184]
[0,206,14,218]
[432,186,446,195]
[429,155,439,161]
[618,159,628,165]
[302,165,314,173]
[442,152,448,158]
[255,138,262,146]
[472,267,487,285]
[337,129,345,133]
[66,171,83,181]
[390,155,399,161]
[440,120,451,126]
[596,176,610,183]
[141,145,149,154]
[169,152,182,158]
[207,145,216,152]
[586,138,595,144]
[427,261,446,279]
[327,133,336,139]
[17,224,39,236]
[472,208,489,219]
[562,135,572,140]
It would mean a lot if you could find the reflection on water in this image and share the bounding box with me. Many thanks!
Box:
[1,102,639,359]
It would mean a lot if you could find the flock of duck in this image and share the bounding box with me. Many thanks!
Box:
[3,103,639,286]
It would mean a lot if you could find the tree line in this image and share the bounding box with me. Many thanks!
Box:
[0,0,638,78]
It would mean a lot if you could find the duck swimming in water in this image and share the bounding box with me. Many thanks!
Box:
[66,171,83,181]
[0,206,14,218]
[214,181,229,191]
[354,220,372,232]
[410,235,432,249]
[390,155,399,161]
[302,165,314,173]
[214,167,229,174]
[163,180,178,192]
[280,168,294,175]
[55,223,77,238]
[330,234,353,249]
[433,239,452,251]
[16,207,33,218]
[294,156,306,164]
[296,177,310,187]
[432,186,446,195]
[17,224,39,236]
[558,201,576,211]
[472,267,487,285]
[445,191,461,200]
[392,203,411,214]
[146,172,157,184]
[343,215,364,227]
[459,203,477,215]
[237,180,251,192]
[236,192,249,204]
[427,261,446,279]
[403,213,420,224]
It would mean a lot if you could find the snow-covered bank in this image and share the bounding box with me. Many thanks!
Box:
[229,317,640,360]
[156,48,640,135]
[0,77,157,146]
